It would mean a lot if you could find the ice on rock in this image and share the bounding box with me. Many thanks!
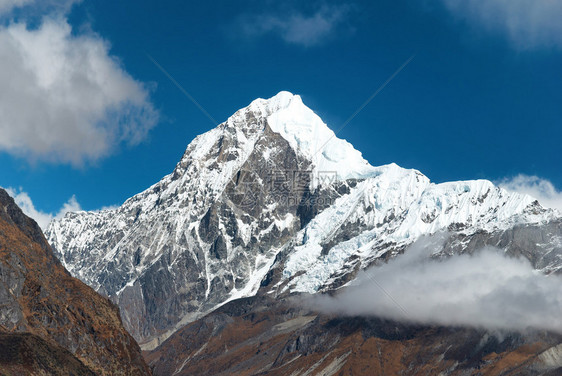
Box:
[249,91,379,188]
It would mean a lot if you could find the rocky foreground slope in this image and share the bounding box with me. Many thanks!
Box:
[46,91,561,351]
[0,189,150,375]
[146,295,562,376]
[0,332,95,375]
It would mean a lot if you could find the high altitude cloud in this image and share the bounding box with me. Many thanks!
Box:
[440,0,562,49]
[499,175,562,212]
[239,4,352,47]
[5,187,81,230]
[0,15,158,165]
[309,236,562,334]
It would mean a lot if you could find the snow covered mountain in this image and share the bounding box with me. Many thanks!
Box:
[46,91,560,349]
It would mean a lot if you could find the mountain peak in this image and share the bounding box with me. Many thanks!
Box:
[45,93,559,351]
[231,91,380,186]
[249,90,300,113]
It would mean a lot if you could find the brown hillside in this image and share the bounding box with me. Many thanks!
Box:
[0,189,150,375]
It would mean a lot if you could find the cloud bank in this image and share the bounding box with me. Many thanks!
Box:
[499,175,562,212]
[5,187,81,230]
[440,0,562,49]
[310,237,562,334]
[0,16,158,165]
[239,4,352,47]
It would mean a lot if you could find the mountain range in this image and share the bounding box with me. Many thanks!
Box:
[41,91,562,374]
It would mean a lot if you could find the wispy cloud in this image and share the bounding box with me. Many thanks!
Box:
[5,187,81,230]
[239,4,353,47]
[0,0,79,18]
[309,236,562,334]
[439,0,562,49]
[0,0,34,14]
[499,175,562,212]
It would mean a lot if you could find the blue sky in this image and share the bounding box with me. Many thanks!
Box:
[1,0,561,228]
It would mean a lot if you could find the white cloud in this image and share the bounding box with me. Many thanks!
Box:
[440,0,562,49]
[5,187,81,230]
[499,175,562,212]
[240,4,352,47]
[0,17,158,165]
[310,236,562,334]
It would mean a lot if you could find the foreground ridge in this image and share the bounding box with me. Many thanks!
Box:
[0,189,150,375]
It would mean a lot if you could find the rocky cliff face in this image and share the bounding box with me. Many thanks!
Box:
[46,91,561,351]
[0,189,150,375]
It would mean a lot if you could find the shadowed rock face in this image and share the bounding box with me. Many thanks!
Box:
[437,220,562,272]
[147,295,562,376]
[0,189,150,375]
[116,121,324,347]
